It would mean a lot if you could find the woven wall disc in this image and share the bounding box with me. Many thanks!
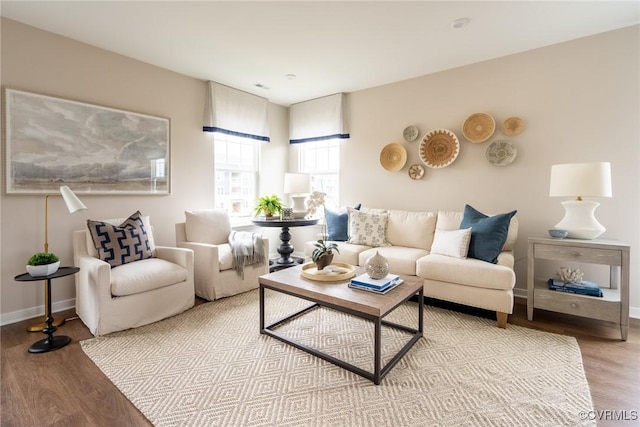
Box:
[380,142,407,171]
[419,129,460,168]
[462,112,496,143]
[502,117,524,135]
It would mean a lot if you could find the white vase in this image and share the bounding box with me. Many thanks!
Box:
[365,251,389,280]
[26,261,60,277]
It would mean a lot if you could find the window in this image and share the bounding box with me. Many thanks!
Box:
[213,134,259,219]
[298,139,340,209]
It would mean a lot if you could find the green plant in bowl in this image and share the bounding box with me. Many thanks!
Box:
[254,194,283,217]
[26,252,61,277]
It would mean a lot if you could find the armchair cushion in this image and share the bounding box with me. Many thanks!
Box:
[87,211,153,268]
[111,258,189,296]
[184,209,231,245]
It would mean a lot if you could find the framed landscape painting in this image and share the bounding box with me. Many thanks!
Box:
[3,88,170,195]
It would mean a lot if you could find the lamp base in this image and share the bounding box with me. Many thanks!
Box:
[555,200,605,240]
[289,195,308,217]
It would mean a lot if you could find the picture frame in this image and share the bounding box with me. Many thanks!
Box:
[3,88,170,195]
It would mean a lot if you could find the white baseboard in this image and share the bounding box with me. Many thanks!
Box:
[0,298,76,327]
[513,288,639,319]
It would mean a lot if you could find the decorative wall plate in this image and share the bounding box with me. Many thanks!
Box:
[486,139,517,166]
[502,117,524,135]
[419,129,460,168]
[403,125,420,142]
[380,142,407,171]
[462,112,496,143]
[408,164,425,180]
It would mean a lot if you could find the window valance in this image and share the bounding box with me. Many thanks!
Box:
[289,93,349,144]
[203,82,270,142]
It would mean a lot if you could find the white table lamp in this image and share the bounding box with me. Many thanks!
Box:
[549,162,612,239]
[284,173,311,215]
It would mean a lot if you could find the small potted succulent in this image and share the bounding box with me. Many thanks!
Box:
[311,239,340,271]
[26,252,60,277]
[254,194,283,218]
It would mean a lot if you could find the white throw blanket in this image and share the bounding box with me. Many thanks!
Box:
[229,231,265,278]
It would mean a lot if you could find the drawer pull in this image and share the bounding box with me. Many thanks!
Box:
[571,252,581,257]
[571,303,578,308]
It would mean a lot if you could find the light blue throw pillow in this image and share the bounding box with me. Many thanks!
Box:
[460,204,517,264]
[325,204,361,241]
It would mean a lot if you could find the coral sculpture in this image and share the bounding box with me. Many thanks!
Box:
[556,267,584,283]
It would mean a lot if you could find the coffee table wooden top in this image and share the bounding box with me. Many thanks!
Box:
[259,264,423,318]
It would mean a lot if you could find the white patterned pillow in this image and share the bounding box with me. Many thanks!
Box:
[430,228,472,259]
[347,208,389,247]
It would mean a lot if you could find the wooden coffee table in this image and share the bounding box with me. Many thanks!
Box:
[259,265,423,385]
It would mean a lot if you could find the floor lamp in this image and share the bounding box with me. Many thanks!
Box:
[28,185,87,332]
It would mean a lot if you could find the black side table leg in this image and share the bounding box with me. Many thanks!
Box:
[275,226,296,268]
[29,278,71,354]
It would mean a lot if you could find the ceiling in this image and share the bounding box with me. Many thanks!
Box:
[2,1,639,106]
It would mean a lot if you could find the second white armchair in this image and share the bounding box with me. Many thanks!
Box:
[176,209,269,300]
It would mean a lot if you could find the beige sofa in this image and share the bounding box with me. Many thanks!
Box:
[304,207,518,327]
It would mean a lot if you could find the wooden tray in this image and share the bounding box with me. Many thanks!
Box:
[300,262,356,282]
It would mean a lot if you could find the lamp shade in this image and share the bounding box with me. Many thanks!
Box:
[549,162,612,198]
[283,173,311,194]
[59,185,87,213]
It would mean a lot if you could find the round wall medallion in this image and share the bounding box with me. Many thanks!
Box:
[486,139,517,166]
[380,142,407,171]
[408,164,425,180]
[502,116,524,135]
[462,112,496,143]
[403,125,420,142]
[419,129,460,168]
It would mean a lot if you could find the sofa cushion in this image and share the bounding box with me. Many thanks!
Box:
[359,246,429,276]
[416,254,515,291]
[460,205,517,264]
[430,228,472,259]
[347,208,390,247]
[386,210,437,250]
[185,209,231,245]
[111,258,189,296]
[325,204,361,241]
[87,211,154,268]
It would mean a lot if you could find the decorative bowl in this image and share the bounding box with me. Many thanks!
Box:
[548,229,569,239]
[26,261,60,277]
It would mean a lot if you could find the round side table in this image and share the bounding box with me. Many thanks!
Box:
[14,266,80,354]
[252,218,319,271]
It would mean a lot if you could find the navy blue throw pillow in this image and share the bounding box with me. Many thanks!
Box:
[460,204,517,264]
[325,203,361,241]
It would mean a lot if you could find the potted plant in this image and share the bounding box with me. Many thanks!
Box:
[311,239,340,271]
[26,252,60,277]
[254,194,283,218]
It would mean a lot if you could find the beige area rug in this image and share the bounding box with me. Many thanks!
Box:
[81,289,595,427]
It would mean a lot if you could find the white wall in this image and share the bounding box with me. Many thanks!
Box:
[2,18,639,322]
[0,19,288,323]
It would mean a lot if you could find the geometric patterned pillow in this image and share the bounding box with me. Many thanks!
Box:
[87,211,153,268]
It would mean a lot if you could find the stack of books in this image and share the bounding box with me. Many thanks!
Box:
[348,273,403,294]
[547,278,603,297]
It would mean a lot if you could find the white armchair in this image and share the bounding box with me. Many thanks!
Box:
[175,209,269,301]
[73,213,194,336]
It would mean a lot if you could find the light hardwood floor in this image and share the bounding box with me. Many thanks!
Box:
[2,299,638,427]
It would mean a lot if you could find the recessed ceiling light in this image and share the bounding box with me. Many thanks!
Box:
[451,17,470,29]
[285,73,297,80]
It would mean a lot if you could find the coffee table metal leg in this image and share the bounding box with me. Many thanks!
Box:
[374,318,382,385]
[259,285,265,333]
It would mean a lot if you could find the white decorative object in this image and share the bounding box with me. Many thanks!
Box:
[365,251,389,280]
[556,267,584,283]
[306,191,326,216]
[26,261,60,277]
[284,173,310,217]
[549,162,612,239]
